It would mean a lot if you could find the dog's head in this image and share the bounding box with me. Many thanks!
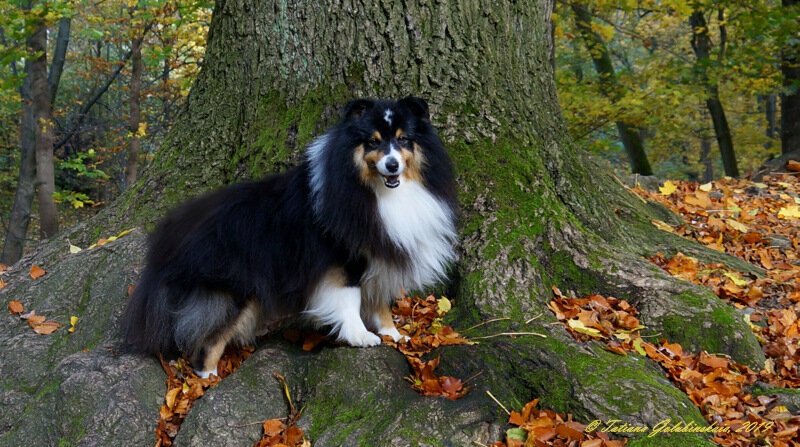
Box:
[342,97,433,190]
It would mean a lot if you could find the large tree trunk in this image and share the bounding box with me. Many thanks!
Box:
[570,4,654,176]
[0,1,766,445]
[689,10,739,177]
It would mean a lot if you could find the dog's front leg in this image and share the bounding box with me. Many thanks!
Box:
[363,297,408,343]
[333,286,382,346]
[305,271,381,347]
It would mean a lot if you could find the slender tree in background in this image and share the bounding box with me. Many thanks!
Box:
[3,10,70,262]
[30,16,57,238]
[760,94,777,150]
[570,3,654,175]
[2,58,36,264]
[48,17,69,108]
[125,34,144,189]
[689,8,739,177]
[781,0,800,154]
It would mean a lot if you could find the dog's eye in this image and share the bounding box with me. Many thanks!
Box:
[397,136,409,145]
[367,138,379,149]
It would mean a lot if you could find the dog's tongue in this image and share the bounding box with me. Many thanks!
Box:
[383,175,400,188]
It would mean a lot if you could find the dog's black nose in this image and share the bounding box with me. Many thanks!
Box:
[385,157,399,173]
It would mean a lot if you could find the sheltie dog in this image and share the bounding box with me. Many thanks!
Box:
[122,97,458,378]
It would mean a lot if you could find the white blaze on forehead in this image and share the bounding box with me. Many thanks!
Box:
[383,108,393,125]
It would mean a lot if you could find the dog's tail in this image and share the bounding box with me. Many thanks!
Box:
[120,269,178,355]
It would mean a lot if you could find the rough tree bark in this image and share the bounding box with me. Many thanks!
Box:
[1,64,36,264]
[2,15,70,262]
[0,1,768,446]
[125,35,143,189]
[570,4,654,176]
[689,9,739,178]
[30,19,58,238]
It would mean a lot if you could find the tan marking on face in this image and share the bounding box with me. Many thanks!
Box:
[401,143,425,183]
[363,150,382,165]
[355,143,384,185]
[372,131,382,142]
[395,128,404,138]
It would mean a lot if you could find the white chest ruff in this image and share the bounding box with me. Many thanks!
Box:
[361,180,457,304]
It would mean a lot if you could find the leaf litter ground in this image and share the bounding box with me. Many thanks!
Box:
[153,294,474,446]
[6,172,799,446]
[487,171,800,446]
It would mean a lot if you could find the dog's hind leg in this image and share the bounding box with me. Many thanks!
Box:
[305,269,381,347]
[191,299,261,378]
[175,290,260,378]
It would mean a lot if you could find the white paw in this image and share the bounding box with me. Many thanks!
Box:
[339,324,382,347]
[194,368,216,379]
[378,325,409,342]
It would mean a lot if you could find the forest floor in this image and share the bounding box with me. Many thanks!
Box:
[485,171,800,447]
[5,171,799,447]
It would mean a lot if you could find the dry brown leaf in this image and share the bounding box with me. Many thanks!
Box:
[8,300,23,314]
[301,332,326,351]
[27,314,46,326]
[32,321,61,335]
[30,265,46,279]
[165,387,181,410]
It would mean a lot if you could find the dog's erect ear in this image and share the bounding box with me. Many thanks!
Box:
[342,99,375,121]
[398,97,429,122]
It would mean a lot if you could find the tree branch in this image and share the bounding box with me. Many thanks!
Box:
[54,22,153,151]
[48,17,71,107]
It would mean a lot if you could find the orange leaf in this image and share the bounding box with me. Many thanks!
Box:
[285,425,304,445]
[27,314,46,326]
[262,419,283,438]
[554,423,584,441]
[8,300,23,314]
[32,321,61,335]
[787,160,800,171]
[302,332,326,351]
[165,387,181,410]
[30,265,46,279]
[508,410,525,426]
[127,284,136,296]
[440,376,464,398]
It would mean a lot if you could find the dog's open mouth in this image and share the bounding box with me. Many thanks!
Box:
[383,175,400,188]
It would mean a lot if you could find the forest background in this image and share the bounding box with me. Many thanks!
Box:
[0,0,797,261]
